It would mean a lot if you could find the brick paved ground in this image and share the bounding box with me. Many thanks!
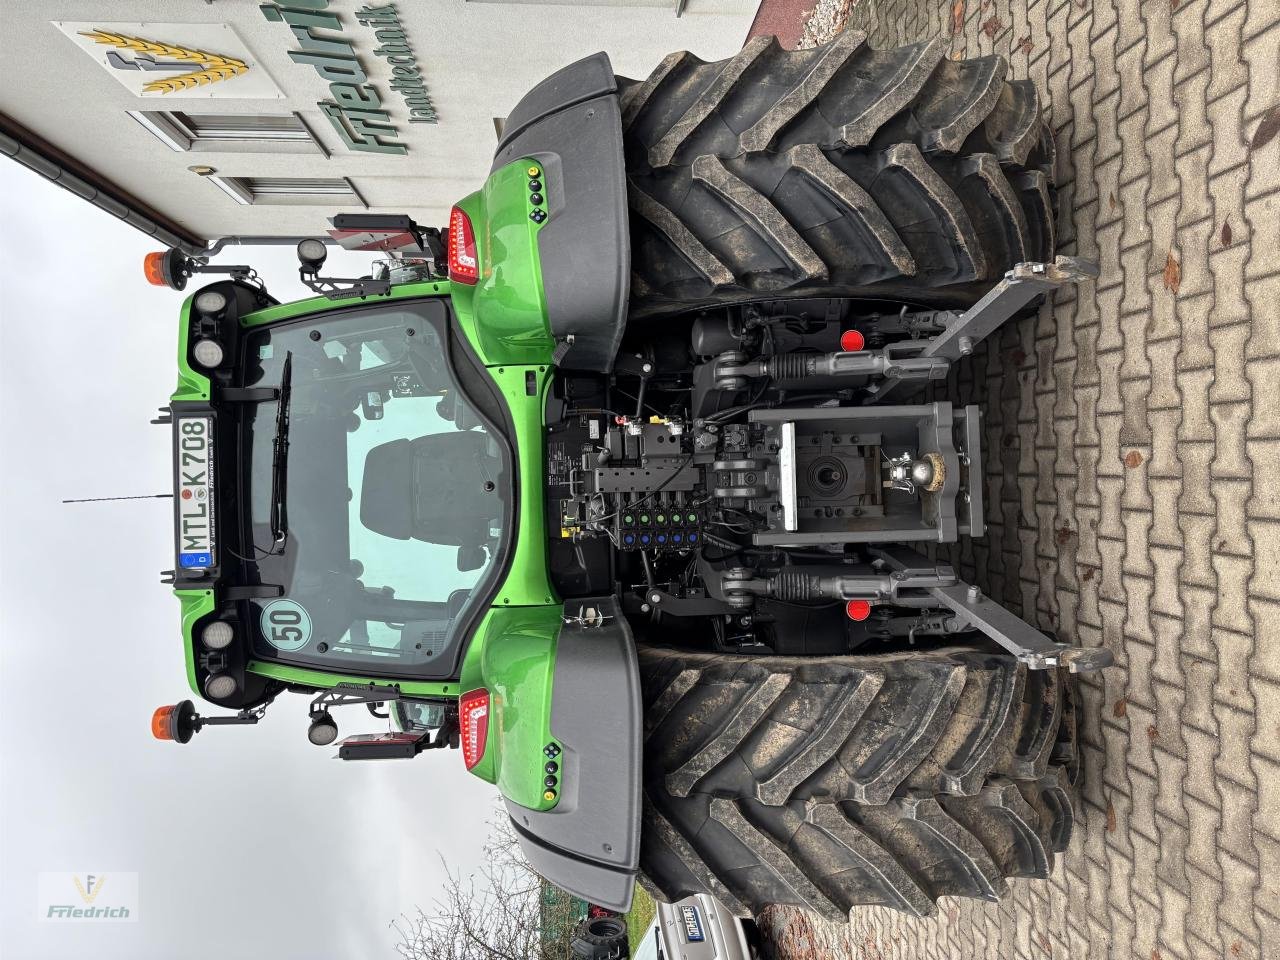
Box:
[757,1,1280,957]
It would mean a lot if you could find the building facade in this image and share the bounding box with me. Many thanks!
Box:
[0,0,758,252]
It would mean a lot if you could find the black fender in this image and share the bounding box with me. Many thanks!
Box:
[504,598,641,912]
[492,53,629,373]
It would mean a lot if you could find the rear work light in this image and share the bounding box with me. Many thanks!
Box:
[459,688,490,770]
[447,206,479,285]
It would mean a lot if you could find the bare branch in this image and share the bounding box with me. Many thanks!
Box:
[395,804,583,960]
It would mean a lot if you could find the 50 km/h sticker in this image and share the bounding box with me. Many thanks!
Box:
[259,599,312,651]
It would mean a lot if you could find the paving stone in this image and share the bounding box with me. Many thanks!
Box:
[1245,599,1280,684]
[762,0,1277,953]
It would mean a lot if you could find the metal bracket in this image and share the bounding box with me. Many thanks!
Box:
[223,583,284,601]
[866,256,1100,403]
[640,588,734,616]
[872,546,1113,672]
[563,604,615,628]
[926,582,1112,671]
[714,342,950,390]
[309,682,403,719]
[300,272,393,301]
[218,387,280,404]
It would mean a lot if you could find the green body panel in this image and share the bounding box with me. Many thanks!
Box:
[239,280,451,329]
[245,660,459,698]
[177,588,216,696]
[458,605,564,809]
[449,160,555,367]
[489,364,557,607]
[173,297,210,403]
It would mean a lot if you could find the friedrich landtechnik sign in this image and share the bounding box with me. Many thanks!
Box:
[55,22,284,99]
[260,1,439,157]
[358,5,438,125]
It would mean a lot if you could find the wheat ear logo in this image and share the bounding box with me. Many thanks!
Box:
[79,30,248,93]
[73,875,105,904]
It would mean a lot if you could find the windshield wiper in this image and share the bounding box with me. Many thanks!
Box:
[269,351,293,546]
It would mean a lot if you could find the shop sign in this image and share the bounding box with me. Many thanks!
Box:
[54,22,284,98]
[260,1,438,156]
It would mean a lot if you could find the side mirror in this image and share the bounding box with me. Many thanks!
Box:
[361,390,385,421]
[457,544,486,572]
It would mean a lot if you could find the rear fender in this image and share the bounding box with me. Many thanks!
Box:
[503,598,642,911]
[491,53,629,373]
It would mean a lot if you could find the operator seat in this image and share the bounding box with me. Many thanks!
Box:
[359,433,498,547]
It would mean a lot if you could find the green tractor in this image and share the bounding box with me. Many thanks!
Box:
[149,29,1109,921]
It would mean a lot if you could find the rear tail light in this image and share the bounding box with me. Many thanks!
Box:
[459,688,490,769]
[448,206,479,285]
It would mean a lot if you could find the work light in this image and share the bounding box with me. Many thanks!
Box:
[194,289,228,316]
[204,673,238,701]
[297,238,328,272]
[201,621,234,651]
[307,712,339,746]
[192,338,224,368]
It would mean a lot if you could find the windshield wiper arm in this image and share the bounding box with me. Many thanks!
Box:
[269,351,293,546]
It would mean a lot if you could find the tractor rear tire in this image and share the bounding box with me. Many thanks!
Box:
[570,915,629,960]
[637,645,1078,920]
[620,30,1058,319]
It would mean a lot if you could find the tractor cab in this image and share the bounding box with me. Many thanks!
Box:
[149,222,517,753]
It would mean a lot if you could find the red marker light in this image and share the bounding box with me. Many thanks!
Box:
[447,206,479,285]
[845,599,872,621]
[839,330,866,352]
[459,688,490,770]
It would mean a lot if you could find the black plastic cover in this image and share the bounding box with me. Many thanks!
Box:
[505,598,641,911]
[493,55,629,373]
[496,52,617,154]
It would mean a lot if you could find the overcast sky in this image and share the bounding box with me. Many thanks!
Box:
[0,158,502,959]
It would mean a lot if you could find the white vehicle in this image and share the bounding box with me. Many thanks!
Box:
[633,895,757,960]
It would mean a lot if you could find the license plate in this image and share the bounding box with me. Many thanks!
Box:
[175,416,216,569]
[680,905,704,942]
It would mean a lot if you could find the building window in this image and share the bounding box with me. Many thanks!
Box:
[129,111,326,155]
[207,175,366,207]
